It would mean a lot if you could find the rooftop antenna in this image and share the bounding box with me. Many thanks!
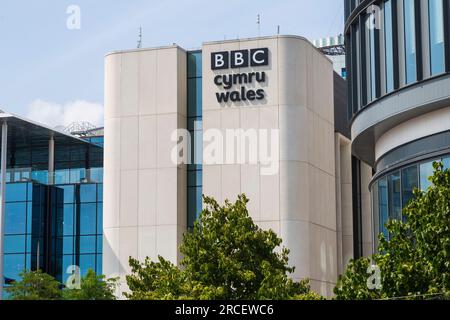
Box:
[277,25,280,35]
[257,14,261,37]
[137,27,143,49]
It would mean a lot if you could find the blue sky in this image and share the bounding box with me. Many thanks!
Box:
[0,0,344,127]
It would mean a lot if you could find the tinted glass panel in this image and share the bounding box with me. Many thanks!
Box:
[401,165,419,207]
[79,236,96,254]
[79,203,97,235]
[443,157,450,169]
[378,177,389,239]
[5,202,27,235]
[384,0,394,92]
[79,255,96,276]
[6,183,27,202]
[59,185,75,204]
[4,235,26,254]
[62,204,75,236]
[80,184,97,203]
[4,254,25,281]
[429,0,445,75]
[388,172,402,221]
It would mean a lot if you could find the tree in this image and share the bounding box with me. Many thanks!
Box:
[335,162,450,300]
[126,195,322,300]
[63,269,118,300]
[6,270,62,300]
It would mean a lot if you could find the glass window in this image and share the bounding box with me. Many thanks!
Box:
[4,235,26,254]
[404,0,417,84]
[187,186,202,228]
[4,254,25,282]
[187,78,202,118]
[97,203,103,234]
[70,168,86,184]
[187,51,202,78]
[443,157,450,169]
[188,170,202,187]
[57,255,75,284]
[79,236,96,254]
[80,184,97,203]
[401,165,419,207]
[56,237,74,255]
[372,181,380,248]
[5,183,27,202]
[384,0,394,92]
[90,137,104,148]
[378,177,389,240]
[55,169,70,185]
[90,168,103,183]
[368,11,377,101]
[79,255,96,276]
[59,185,75,204]
[388,171,402,221]
[79,203,97,235]
[96,254,102,275]
[31,170,48,185]
[97,184,103,202]
[429,0,445,75]
[62,204,75,236]
[420,161,435,190]
[5,202,27,235]
[97,235,103,253]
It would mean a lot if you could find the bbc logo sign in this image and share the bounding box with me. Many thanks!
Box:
[211,48,269,70]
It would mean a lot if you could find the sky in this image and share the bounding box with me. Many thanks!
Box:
[0,0,344,128]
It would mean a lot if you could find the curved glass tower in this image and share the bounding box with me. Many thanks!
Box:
[345,0,450,249]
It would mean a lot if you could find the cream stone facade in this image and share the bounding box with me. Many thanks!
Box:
[103,46,188,295]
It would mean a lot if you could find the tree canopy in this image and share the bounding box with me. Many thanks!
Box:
[6,269,117,300]
[335,162,450,300]
[6,270,62,300]
[126,195,322,300]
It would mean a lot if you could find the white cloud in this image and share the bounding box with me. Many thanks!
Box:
[26,99,104,128]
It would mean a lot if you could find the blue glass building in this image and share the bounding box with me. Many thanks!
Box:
[0,113,103,297]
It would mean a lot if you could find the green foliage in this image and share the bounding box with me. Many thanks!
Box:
[63,269,118,300]
[6,269,118,300]
[335,162,450,300]
[126,195,321,300]
[6,270,62,300]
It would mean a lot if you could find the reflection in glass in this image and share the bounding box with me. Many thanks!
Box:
[5,202,27,235]
[79,255,96,276]
[443,157,450,169]
[4,235,26,254]
[420,161,434,190]
[429,0,445,75]
[368,12,377,101]
[80,184,97,203]
[388,172,402,221]
[401,165,418,208]
[79,236,96,254]
[4,254,25,282]
[404,0,417,84]
[378,177,389,240]
[79,203,97,235]
[372,181,380,248]
[384,0,394,92]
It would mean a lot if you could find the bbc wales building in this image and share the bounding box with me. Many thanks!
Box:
[102,35,356,297]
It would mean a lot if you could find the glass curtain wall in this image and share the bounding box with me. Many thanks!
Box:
[346,0,449,116]
[372,155,450,242]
